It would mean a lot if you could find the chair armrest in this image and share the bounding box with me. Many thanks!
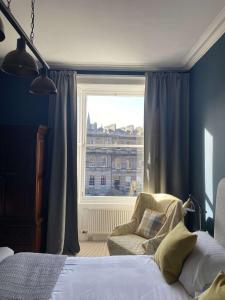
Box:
[111,220,137,236]
[142,234,166,255]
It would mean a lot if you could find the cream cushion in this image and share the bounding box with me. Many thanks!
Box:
[0,247,14,263]
[107,234,146,255]
[179,231,225,297]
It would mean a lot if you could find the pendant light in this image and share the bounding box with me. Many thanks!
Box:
[30,68,57,95]
[0,16,5,41]
[1,37,39,76]
[0,0,57,94]
[29,0,57,96]
[1,0,38,76]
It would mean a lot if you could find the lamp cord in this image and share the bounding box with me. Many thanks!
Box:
[6,0,11,10]
[30,0,35,43]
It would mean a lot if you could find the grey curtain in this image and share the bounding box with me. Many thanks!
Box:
[144,72,190,200]
[46,71,80,254]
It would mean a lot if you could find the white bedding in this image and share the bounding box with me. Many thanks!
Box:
[51,255,193,300]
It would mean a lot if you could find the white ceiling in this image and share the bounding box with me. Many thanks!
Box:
[1,0,225,70]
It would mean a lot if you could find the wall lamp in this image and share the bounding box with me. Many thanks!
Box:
[0,0,57,95]
[0,14,5,41]
[183,194,206,231]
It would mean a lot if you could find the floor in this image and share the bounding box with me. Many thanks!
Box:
[77,241,109,257]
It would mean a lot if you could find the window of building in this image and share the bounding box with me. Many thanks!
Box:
[88,156,96,167]
[101,175,106,185]
[114,158,121,170]
[114,178,120,190]
[126,159,131,169]
[99,156,107,167]
[89,175,95,185]
[77,76,145,202]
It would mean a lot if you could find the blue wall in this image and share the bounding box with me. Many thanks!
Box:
[190,33,225,225]
[0,71,49,125]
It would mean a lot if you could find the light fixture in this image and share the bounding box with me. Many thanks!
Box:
[0,16,5,41]
[30,68,57,95]
[0,0,57,94]
[183,195,204,230]
[1,37,39,76]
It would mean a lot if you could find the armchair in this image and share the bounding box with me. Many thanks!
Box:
[107,193,183,255]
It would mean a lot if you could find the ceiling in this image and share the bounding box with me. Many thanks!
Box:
[1,0,225,70]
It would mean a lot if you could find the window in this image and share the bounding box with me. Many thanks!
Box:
[126,159,131,169]
[88,156,96,167]
[101,175,106,185]
[99,156,107,167]
[89,175,95,186]
[113,177,120,190]
[78,76,145,201]
[114,158,121,170]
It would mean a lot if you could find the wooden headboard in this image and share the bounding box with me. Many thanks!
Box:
[214,178,225,248]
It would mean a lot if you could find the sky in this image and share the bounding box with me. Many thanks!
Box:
[87,95,144,128]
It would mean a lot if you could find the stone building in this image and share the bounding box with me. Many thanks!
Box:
[85,115,144,196]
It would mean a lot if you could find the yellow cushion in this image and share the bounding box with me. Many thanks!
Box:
[154,221,197,284]
[135,209,165,239]
[200,272,225,300]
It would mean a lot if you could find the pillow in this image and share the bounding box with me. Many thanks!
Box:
[179,231,225,297]
[199,271,225,300]
[154,221,197,284]
[135,209,165,239]
[0,247,14,263]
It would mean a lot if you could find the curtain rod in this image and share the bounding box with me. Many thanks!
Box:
[0,0,49,70]
[76,70,145,76]
[49,67,145,76]
[49,66,189,75]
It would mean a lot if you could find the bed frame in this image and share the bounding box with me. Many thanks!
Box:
[214,178,225,248]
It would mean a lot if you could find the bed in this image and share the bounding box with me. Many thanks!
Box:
[50,255,192,300]
[0,178,225,300]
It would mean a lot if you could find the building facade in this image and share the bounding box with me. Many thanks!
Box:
[85,115,144,197]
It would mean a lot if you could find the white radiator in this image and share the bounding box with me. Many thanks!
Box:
[83,208,133,235]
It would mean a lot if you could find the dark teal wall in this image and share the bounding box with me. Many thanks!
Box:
[190,33,225,224]
[0,71,49,125]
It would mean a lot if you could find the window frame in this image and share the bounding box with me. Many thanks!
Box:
[77,75,145,204]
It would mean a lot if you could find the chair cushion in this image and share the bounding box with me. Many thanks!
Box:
[107,234,146,255]
[135,209,165,239]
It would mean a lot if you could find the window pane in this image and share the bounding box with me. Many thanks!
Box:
[86,96,144,146]
[85,147,143,196]
[85,95,144,197]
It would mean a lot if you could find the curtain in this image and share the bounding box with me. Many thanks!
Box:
[46,71,80,254]
[144,72,190,200]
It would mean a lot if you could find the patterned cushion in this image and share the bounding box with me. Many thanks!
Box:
[135,209,165,239]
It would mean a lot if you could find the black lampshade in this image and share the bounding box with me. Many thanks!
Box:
[1,38,39,76]
[29,69,57,95]
[0,16,5,42]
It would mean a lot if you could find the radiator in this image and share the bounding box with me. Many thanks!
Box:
[83,208,133,235]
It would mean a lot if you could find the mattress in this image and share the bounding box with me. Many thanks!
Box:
[51,255,193,300]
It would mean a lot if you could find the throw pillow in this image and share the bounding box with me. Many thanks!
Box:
[135,209,165,239]
[154,221,197,284]
[199,272,225,300]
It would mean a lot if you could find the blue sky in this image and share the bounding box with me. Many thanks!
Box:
[87,95,144,128]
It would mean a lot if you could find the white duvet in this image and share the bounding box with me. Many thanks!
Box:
[51,255,193,300]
